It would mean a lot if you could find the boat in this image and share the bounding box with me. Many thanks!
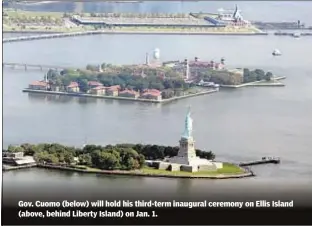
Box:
[213,84,220,88]
[272,49,282,56]
[293,32,301,38]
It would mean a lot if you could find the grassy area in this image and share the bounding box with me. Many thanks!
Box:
[4,9,64,18]
[77,163,244,175]
[76,165,101,172]
[48,163,245,178]
[3,26,259,34]
[139,163,244,176]
[3,25,91,33]
[184,87,208,95]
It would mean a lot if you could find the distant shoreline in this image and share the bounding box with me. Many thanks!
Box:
[23,88,219,103]
[3,30,62,34]
[3,30,268,43]
[3,30,267,36]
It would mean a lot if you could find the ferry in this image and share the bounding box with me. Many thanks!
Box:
[272,49,282,56]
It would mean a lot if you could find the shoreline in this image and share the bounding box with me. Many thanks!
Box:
[3,30,62,34]
[3,163,254,179]
[22,88,219,103]
[3,29,267,35]
[3,30,268,43]
[220,76,286,88]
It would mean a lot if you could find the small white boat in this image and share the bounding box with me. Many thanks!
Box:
[272,49,282,56]
[213,84,220,88]
[293,32,301,38]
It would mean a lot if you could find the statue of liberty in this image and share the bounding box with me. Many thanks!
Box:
[182,107,193,138]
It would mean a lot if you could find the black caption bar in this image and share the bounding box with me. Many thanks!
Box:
[2,207,312,225]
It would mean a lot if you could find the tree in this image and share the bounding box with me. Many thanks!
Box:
[248,71,257,82]
[161,89,174,99]
[21,143,35,155]
[173,80,184,89]
[90,150,102,167]
[164,146,179,157]
[196,149,215,160]
[138,154,145,168]
[98,152,119,170]
[118,148,142,170]
[86,64,98,71]
[64,152,74,164]
[77,78,89,92]
[254,69,265,81]
[55,78,63,87]
[7,145,24,153]
[163,80,174,89]
[47,69,59,80]
[265,72,273,81]
[60,76,72,87]
[125,157,140,170]
[243,68,250,82]
[149,82,165,90]
[101,63,106,70]
[79,153,92,166]
[133,144,144,153]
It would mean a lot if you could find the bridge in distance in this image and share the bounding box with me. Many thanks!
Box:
[3,62,76,71]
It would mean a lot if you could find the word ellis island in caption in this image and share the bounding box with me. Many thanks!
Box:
[18,200,294,219]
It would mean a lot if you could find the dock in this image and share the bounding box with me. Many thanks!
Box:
[239,157,280,167]
[274,32,312,36]
[3,163,37,171]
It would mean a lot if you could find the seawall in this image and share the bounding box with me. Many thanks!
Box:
[220,76,286,88]
[22,89,219,103]
[3,30,268,43]
[3,163,37,171]
[274,32,312,36]
[36,164,254,179]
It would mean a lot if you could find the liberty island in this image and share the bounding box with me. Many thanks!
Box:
[3,107,250,179]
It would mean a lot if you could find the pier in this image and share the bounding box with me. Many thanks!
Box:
[274,32,312,36]
[3,163,37,171]
[3,62,72,71]
[239,157,280,167]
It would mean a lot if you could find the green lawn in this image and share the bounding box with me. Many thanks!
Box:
[184,87,207,95]
[75,162,244,176]
[139,163,244,176]
[3,25,91,33]
[4,9,64,18]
